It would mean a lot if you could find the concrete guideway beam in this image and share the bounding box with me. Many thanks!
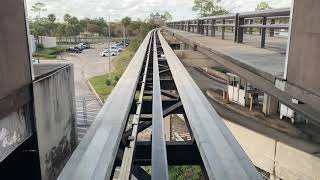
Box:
[158,30,262,180]
[164,29,320,126]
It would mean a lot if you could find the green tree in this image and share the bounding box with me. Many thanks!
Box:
[31,2,47,18]
[256,1,271,10]
[121,17,131,38]
[163,11,173,22]
[192,0,228,17]
[64,14,71,23]
[48,14,56,23]
[87,24,100,33]
[204,0,228,16]
[192,0,206,17]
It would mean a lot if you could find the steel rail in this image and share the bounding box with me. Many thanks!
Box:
[151,30,169,180]
[240,24,289,29]
[158,30,262,180]
[168,8,290,23]
[57,31,153,180]
[118,31,154,180]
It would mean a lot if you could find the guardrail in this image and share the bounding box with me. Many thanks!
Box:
[166,8,290,48]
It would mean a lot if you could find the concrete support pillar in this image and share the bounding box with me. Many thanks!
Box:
[270,19,275,37]
[180,43,185,50]
[244,82,249,106]
[263,93,278,115]
[164,115,172,141]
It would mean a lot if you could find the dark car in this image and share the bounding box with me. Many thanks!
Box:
[66,47,82,53]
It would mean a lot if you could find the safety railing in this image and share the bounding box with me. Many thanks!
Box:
[166,8,290,48]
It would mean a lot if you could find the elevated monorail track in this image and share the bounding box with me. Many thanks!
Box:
[58,29,261,180]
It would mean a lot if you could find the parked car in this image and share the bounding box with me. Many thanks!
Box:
[77,43,90,49]
[75,45,86,51]
[114,42,128,48]
[66,47,82,53]
[100,49,118,57]
[111,46,123,51]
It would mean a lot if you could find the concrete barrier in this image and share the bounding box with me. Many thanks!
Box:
[275,142,320,180]
[224,120,276,173]
[224,119,320,179]
[39,36,57,48]
[33,64,77,180]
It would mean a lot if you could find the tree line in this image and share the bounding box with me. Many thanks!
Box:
[29,2,172,38]
[192,0,273,17]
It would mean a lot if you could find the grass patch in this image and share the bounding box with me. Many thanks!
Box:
[33,47,64,59]
[89,75,114,100]
[211,66,227,73]
[143,166,202,180]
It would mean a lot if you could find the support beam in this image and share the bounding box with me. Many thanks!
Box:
[134,141,202,166]
[261,17,267,48]
[118,31,153,180]
[151,32,169,180]
[158,30,261,180]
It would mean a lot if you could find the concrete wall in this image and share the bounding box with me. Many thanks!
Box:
[33,64,77,180]
[224,120,320,179]
[0,0,32,99]
[286,0,320,95]
[0,104,33,162]
[29,35,36,54]
[0,0,34,163]
[39,36,57,48]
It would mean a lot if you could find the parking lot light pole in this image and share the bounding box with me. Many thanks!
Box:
[107,16,111,77]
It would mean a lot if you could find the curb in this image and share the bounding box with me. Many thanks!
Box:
[86,78,104,105]
[196,68,227,84]
[83,70,104,105]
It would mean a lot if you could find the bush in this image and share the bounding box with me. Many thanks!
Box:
[32,47,64,59]
[37,44,44,49]
[114,75,119,82]
[105,79,111,86]
[111,80,117,86]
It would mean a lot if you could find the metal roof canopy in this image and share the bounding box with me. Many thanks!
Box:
[158,30,262,180]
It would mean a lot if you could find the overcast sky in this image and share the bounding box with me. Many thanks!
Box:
[25,0,292,21]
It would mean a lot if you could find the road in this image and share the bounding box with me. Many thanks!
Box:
[42,43,115,141]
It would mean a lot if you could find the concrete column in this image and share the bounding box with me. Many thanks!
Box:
[263,93,278,115]
[164,115,172,141]
[180,43,185,50]
[244,82,249,106]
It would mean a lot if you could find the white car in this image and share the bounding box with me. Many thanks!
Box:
[100,49,118,57]
[108,46,123,52]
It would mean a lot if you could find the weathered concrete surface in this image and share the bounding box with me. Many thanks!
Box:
[0,0,34,164]
[0,104,33,162]
[286,0,320,96]
[224,120,276,173]
[0,0,32,99]
[225,119,320,180]
[275,142,320,180]
[33,64,77,180]
[174,50,219,67]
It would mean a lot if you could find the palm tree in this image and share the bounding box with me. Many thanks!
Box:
[31,2,47,19]
[121,17,131,47]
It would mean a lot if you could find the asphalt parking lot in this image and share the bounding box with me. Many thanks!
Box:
[42,43,116,141]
